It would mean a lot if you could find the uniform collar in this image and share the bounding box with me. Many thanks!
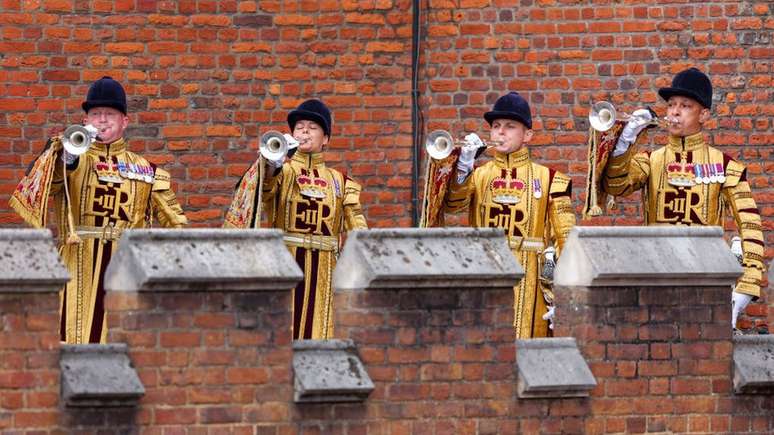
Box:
[667,132,705,152]
[494,146,530,168]
[88,137,126,155]
[292,151,325,168]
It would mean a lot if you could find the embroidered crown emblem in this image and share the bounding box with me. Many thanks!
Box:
[666,162,695,187]
[94,161,123,184]
[490,177,525,204]
[297,174,328,199]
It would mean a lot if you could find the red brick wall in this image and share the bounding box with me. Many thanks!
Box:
[0,5,770,316]
[0,1,416,228]
[0,291,60,431]
[100,289,295,432]
[5,282,772,433]
[555,284,773,433]
[418,1,773,326]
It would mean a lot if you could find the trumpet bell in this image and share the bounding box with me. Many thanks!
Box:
[62,125,96,156]
[425,130,454,160]
[259,130,288,161]
[589,101,617,132]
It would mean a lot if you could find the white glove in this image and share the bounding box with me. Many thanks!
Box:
[263,134,297,170]
[731,291,753,328]
[613,109,652,157]
[456,133,483,182]
[283,133,300,151]
[264,155,284,171]
[266,156,284,171]
[61,149,77,165]
[542,305,556,330]
[83,124,99,141]
[730,236,743,264]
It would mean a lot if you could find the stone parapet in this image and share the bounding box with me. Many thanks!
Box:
[104,229,303,292]
[515,337,596,399]
[60,344,144,407]
[0,229,69,293]
[333,227,522,291]
[292,339,374,403]
[555,226,741,287]
[733,335,774,394]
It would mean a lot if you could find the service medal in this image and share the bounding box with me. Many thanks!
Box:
[532,179,542,199]
[117,161,128,178]
[709,163,718,183]
[142,166,153,183]
[715,163,726,184]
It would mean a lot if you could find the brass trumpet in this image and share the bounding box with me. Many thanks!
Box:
[425,129,503,160]
[61,124,99,155]
[589,101,677,132]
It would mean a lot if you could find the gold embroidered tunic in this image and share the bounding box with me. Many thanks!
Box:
[445,147,576,338]
[603,132,765,297]
[225,151,367,340]
[10,138,187,343]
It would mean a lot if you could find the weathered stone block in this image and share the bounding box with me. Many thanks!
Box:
[293,339,374,403]
[104,229,303,292]
[515,337,597,399]
[333,228,522,291]
[733,335,774,394]
[0,229,69,293]
[60,344,145,407]
[555,226,741,287]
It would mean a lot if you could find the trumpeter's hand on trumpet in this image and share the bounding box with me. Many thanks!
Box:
[259,131,300,170]
[60,124,99,161]
[458,133,485,175]
[589,101,678,132]
[425,130,502,161]
[618,108,655,144]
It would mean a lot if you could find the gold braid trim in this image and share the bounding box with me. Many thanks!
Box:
[556,204,574,215]
[744,252,766,264]
[740,222,762,231]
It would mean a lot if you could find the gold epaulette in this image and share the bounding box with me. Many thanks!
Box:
[722,158,745,188]
[152,167,171,191]
[549,171,571,195]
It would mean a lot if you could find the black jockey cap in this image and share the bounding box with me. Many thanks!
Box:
[658,67,713,109]
[82,76,127,115]
[287,99,332,137]
[484,91,532,129]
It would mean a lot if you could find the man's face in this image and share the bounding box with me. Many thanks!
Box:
[490,118,533,154]
[84,107,128,144]
[293,119,328,153]
[665,95,709,137]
